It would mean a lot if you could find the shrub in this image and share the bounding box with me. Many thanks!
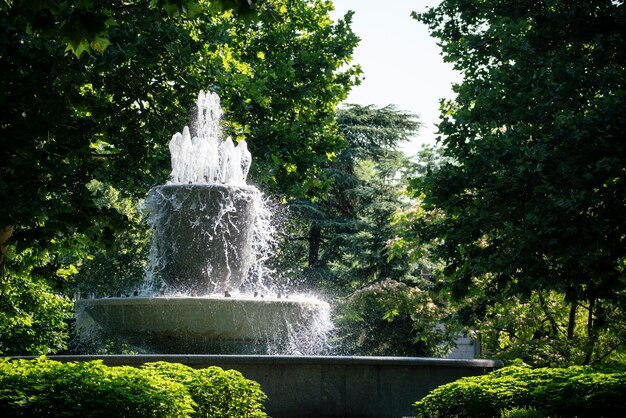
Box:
[143,361,267,417]
[334,279,457,356]
[413,365,626,418]
[500,407,546,418]
[0,357,267,417]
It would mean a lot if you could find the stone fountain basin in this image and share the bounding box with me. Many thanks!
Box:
[75,296,328,354]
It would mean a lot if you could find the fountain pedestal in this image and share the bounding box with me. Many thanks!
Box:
[145,184,258,295]
[75,296,329,354]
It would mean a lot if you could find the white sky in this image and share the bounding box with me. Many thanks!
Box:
[330,0,462,156]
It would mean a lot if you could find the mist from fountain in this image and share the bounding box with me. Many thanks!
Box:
[75,91,332,355]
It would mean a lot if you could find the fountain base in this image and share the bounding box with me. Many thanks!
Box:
[24,354,502,418]
[75,296,330,354]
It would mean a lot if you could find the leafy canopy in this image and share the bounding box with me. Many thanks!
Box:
[278,104,458,356]
[281,104,421,295]
[408,0,626,364]
[0,0,359,354]
[4,0,259,56]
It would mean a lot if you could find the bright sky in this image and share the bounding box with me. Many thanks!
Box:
[330,0,462,156]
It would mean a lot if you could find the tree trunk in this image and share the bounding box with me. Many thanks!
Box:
[538,292,559,336]
[0,226,14,299]
[567,300,577,340]
[308,224,321,267]
[583,296,597,365]
[0,225,13,267]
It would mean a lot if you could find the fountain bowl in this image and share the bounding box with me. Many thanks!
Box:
[75,296,330,354]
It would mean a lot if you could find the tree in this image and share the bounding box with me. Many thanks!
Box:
[472,289,626,366]
[281,104,422,296]
[3,0,259,56]
[0,0,359,354]
[334,279,456,357]
[277,104,458,355]
[408,0,626,364]
[215,1,361,198]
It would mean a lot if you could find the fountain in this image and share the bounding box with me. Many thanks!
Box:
[69,92,501,418]
[75,91,331,355]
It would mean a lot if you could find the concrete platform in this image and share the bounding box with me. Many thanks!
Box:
[41,355,501,418]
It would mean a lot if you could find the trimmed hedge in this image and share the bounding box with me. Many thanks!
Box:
[0,357,266,417]
[413,365,626,418]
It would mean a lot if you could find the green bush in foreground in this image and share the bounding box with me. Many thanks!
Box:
[144,362,267,417]
[413,365,626,418]
[500,407,546,418]
[0,357,266,417]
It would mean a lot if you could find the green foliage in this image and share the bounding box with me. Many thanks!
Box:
[1,0,359,354]
[277,105,459,356]
[280,104,422,295]
[500,407,546,418]
[0,357,267,417]
[0,246,73,355]
[387,144,446,271]
[409,0,626,364]
[144,362,267,417]
[467,290,626,367]
[413,365,626,418]
[0,279,72,356]
[334,279,457,356]
[70,180,149,297]
[221,2,361,198]
[4,1,259,56]
[0,357,195,417]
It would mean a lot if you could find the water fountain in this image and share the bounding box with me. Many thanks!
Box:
[69,91,500,418]
[74,91,331,355]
